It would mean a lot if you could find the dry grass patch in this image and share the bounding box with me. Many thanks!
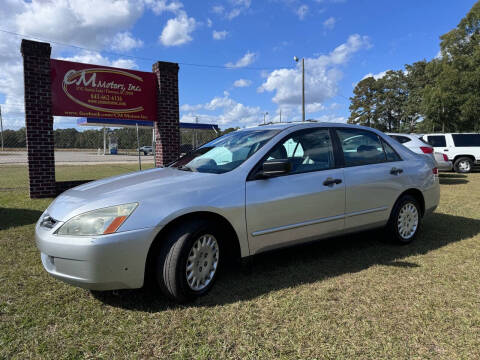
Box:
[1,167,480,359]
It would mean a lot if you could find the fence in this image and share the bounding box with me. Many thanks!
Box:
[0,125,219,192]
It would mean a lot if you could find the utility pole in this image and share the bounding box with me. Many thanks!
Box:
[103,125,106,155]
[195,116,198,148]
[0,105,3,151]
[294,56,305,122]
[279,109,282,123]
[263,112,268,125]
[136,123,141,171]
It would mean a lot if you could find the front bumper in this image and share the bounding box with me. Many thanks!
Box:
[36,223,157,290]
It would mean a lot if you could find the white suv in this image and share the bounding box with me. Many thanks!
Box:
[421,133,480,173]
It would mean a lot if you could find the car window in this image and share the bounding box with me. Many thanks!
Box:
[383,140,402,162]
[389,135,411,144]
[426,135,446,147]
[336,128,386,166]
[171,129,279,174]
[266,128,334,174]
[452,134,480,147]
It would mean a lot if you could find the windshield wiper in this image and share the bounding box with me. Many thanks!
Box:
[177,165,193,172]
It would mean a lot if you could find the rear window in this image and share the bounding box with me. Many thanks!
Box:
[389,135,411,144]
[426,135,446,147]
[452,134,480,147]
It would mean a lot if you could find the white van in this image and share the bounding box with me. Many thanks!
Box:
[421,133,480,173]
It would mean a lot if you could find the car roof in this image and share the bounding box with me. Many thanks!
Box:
[240,121,377,132]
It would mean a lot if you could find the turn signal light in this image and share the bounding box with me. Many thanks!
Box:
[432,167,438,175]
[420,146,434,154]
[442,154,448,162]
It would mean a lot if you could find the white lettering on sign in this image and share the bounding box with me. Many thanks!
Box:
[63,69,140,93]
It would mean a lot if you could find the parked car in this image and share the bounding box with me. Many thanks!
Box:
[387,133,452,171]
[139,146,153,155]
[36,123,440,302]
[421,133,480,173]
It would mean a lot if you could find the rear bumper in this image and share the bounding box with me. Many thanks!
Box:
[36,224,157,290]
[437,161,453,172]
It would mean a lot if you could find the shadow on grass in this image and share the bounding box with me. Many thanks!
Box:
[439,178,469,185]
[439,173,469,185]
[0,208,43,230]
[91,212,480,311]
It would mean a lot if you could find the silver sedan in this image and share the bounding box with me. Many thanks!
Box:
[36,122,440,302]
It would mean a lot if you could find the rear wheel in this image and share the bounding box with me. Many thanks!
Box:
[387,195,421,244]
[454,157,473,173]
[156,220,221,302]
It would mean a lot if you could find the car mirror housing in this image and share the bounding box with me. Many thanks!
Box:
[259,159,291,178]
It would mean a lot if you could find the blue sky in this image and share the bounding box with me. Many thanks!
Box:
[0,0,476,130]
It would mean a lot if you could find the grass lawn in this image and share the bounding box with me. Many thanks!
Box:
[1,165,480,359]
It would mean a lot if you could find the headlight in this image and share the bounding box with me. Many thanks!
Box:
[56,203,138,236]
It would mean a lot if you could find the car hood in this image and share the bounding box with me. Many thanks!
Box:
[47,167,214,221]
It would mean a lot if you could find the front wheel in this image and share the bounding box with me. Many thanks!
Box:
[387,195,421,244]
[156,220,221,302]
[454,157,472,173]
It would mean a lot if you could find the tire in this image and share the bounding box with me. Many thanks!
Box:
[143,151,148,156]
[387,195,421,245]
[156,219,222,302]
[454,157,473,173]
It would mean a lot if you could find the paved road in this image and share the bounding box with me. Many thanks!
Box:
[0,151,155,165]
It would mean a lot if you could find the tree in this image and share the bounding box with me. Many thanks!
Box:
[348,76,379,128]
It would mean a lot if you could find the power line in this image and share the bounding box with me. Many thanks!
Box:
[0,28,294,71]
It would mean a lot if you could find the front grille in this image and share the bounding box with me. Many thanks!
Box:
[40,214,58,229]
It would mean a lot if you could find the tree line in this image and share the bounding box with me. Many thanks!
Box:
[1,126,235,149]
[348,1,480,133]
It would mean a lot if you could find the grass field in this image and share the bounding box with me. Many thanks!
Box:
[1,165,480,359]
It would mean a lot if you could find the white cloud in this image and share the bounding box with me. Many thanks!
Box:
[258,34,371,110]
[362,70,388,80]
[0,0,147,129]
[296,4,309,20]
[59,50,138,69]
[146,0,183,15]
[212,30,228,40]
[233,79,252,87]
[225,51,257,68]
[16,0,145,49]
[207,18,213,27]
[180,93,263,128]
[110,31,143,51]
[160,13,197,46]
[212,5,225,14]
[212,0,251,20]
[323,17,336,30]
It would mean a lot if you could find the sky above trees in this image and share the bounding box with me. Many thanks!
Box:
[0,0,476,130]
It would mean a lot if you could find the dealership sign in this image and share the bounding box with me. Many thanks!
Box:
[51,59,156,121]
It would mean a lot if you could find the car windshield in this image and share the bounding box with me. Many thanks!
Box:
[170,129,280,174]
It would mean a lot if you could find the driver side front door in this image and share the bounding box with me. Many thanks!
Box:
[245,127,345,255]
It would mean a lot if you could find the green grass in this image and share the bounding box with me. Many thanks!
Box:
[1,167,480,359]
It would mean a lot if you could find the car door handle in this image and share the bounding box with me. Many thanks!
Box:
[323,178,342,186]
[390,167,403,175]
[444,149,449,152]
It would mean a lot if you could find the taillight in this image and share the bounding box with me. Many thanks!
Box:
[442,154,448,162]
[420,146,433,154]
[432,167,438,175]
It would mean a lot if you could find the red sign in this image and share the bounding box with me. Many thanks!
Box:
[51,59,156,121]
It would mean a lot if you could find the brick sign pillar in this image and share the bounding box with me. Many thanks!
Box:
[152,61,180,166]
[21,39,56,198]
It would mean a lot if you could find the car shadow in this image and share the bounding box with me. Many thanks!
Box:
[0,208,43,231]
[439,173,469,185]
[91,212,480,312]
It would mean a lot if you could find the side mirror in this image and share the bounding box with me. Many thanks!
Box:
[259,159,291,178]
